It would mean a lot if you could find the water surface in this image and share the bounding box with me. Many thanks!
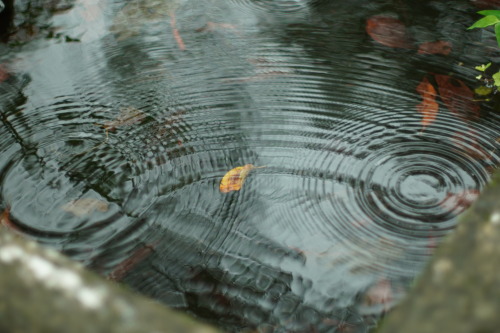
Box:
[0,0,499,331]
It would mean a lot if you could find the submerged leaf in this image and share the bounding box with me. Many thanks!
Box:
[363,279,394,312]
[0,207,19,232]
[108,244,156,281]
[220,164,264,193]
[62,198,109,217]
[0,207,27,237]
[417,40,452,55]
[169,12,186,51]
[440,190,480,212]
[365,16,413,49]
[0,65,9,82]
[434,74,480,120]
[416,76,439,129]
[101,106,146,131]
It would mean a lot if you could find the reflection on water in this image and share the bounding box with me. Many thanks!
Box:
[0,0,499,331]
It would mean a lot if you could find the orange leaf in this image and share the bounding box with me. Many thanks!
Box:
[219,164,264,193]
[416,76,439,129]
[434,74,480,120]
[417,40,452,55]
[366,16,413,49]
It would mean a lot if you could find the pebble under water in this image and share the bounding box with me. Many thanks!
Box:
[0,0,499,331]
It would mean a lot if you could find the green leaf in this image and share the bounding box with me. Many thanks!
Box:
[475,85,493,96]
[478,10,500,19]
[468,15,500,29]
[495,23,500,47]
[475,63,491,71]
[492,71,500,87]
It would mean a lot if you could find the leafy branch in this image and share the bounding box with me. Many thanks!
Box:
[468,10,500,93]
[468,10,500,47]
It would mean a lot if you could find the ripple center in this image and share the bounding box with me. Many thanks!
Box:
[399,172,445,205]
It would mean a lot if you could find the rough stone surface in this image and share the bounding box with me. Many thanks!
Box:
[376,170,500,333]
[0,228,222,333]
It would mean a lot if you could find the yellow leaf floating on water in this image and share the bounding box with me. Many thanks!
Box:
[219,164,265,193]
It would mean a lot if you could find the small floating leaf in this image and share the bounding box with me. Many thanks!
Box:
[108,244,156,281]
[475,63,491,72]
[62,198,109,217]
[474,85,493,96]
[492,71,500,87]
[219,164,264,193]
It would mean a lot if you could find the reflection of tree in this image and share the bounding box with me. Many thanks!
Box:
[0,0,14,42]
[0,74,30,145]
[97,215,372,332]
[1,0,78,44]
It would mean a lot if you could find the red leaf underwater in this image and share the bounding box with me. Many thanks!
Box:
[366,16,413,49]
[418,40,452,55]
[108,244,156,281]
[434,75,480,120]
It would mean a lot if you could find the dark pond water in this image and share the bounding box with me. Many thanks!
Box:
[1,0,500,331]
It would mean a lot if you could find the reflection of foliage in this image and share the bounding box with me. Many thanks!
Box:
[468,10,500,47]
[110,0,178,40]
[468,10,500,100]
[473,62,500,102]
[110,0,185,50]
[4,0,79,45]
[474,62,500,89]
